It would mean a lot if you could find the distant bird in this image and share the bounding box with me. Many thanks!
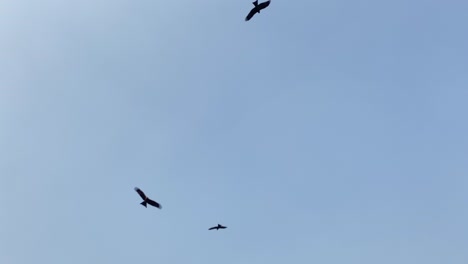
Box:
[209,224,227,230]
[134,187,162,209]
[245,0,271,21]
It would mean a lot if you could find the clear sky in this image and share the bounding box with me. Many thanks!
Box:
[1,0,468,263]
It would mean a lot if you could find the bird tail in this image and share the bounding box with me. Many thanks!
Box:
[140,201,147,207]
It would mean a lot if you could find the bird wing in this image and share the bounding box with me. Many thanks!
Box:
[134,187,147,200]
[147,198,162,209]
[208,226,217,230]
[245,8,257,21]
[219,225,227,229]
[258,0,271,10]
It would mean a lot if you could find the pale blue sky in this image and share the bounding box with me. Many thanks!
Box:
[1,0,468,263]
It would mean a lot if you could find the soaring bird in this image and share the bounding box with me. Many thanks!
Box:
[134,187,162,209]
[208,224,227,230]
[245,0,271,21]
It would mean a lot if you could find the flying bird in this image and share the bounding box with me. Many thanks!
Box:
[208,224,227,230]
[245,0,271,21]
[134,187,162,209]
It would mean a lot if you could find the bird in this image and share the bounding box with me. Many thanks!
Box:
[245,0,271,21]
[134,187,162,209]
[208,224,227,230]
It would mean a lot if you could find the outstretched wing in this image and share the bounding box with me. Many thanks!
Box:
[219,225,227,229]
[134,187,147,200]
[258,0,271,10]
[147,198,162,209]
[245,8,257,21]
[208,226,217,230]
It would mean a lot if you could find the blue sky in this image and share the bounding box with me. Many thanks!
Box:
[1,0,468,263]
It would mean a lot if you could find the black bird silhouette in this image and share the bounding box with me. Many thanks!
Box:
[134,187,162,209]
[245,0,271,21]
[208,224,227,230]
